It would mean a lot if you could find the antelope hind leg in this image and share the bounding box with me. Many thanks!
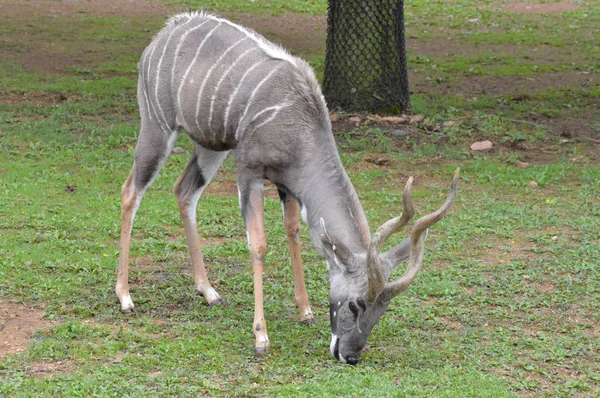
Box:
[174,145,229,306]
[116,125,178,314]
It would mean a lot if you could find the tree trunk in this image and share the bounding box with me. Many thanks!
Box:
[323,0,409,114]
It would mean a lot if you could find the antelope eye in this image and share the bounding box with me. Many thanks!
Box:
[348,301,359,316]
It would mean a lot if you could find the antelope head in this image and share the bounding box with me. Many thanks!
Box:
[323,169,460,364]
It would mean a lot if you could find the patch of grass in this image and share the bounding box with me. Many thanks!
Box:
[337,127,395,153]
[1,0,599,396]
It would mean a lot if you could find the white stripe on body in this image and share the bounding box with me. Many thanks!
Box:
[178,21,223,132]
[214,47,259,134]
[174,20,214,128]
[222,59,265,136]
[184,21,223,133]
[170,17,201,91]
[207,48,259,139]
[196,12,296,66]
[160,12,327,138]
[140,83,153,123]
[142,39,163,127]
[139,42,156,122]
[248,101,294,132]
[194,37,249,136]
[154,17,196,132]
[235,65,283,139]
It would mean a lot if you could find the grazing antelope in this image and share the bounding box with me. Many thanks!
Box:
[116,11,459,364]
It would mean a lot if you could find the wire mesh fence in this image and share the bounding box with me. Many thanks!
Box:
[323,0,409,114]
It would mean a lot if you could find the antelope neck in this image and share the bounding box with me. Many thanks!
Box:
[295,151,371,256]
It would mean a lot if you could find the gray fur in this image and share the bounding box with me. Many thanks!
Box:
[132,12,416,364]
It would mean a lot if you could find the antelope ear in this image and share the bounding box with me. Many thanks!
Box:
[320,218,353,265]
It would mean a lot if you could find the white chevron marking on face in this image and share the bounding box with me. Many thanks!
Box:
[330,334,338,358]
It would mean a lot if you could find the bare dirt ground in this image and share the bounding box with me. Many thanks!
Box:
[0,299,51,360]
[497,0,580,14]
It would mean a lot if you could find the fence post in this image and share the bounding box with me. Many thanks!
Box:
[323,0,410,114]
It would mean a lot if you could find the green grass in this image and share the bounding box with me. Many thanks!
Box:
[1,0,599,396]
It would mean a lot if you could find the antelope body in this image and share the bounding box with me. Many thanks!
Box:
[117,11,459,364]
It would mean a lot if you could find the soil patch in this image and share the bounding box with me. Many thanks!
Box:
[406,38,583,64]
[28,360,73,378]
[207,180,239,197]
[0,0,169,18]
[0,0,326,58]
[0,299,52,360]
[497,0,580,14]
[451,73,594,97]
[229,13,326,57]
[0,92,71,106]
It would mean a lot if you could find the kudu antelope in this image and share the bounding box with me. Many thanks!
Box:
[117,11,459,364]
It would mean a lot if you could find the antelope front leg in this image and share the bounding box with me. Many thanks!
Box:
[283,197,315,324]
[239,180,270,356]
[116,172,137,313]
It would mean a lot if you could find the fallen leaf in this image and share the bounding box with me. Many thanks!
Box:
[330,113,339,122]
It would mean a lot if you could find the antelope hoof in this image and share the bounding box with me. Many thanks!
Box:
[255,345,270,358]
[301,316,316,325]
[120,306,136,315]
[208,298,225,307]
[300,309,315,325]
[117,293,135,314]
[198,286,222,307]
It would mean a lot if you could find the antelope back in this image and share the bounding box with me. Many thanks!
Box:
[139,11,327,151]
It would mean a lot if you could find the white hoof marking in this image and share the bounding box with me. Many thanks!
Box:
[120,295,135,310]
[203,287,220,302]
